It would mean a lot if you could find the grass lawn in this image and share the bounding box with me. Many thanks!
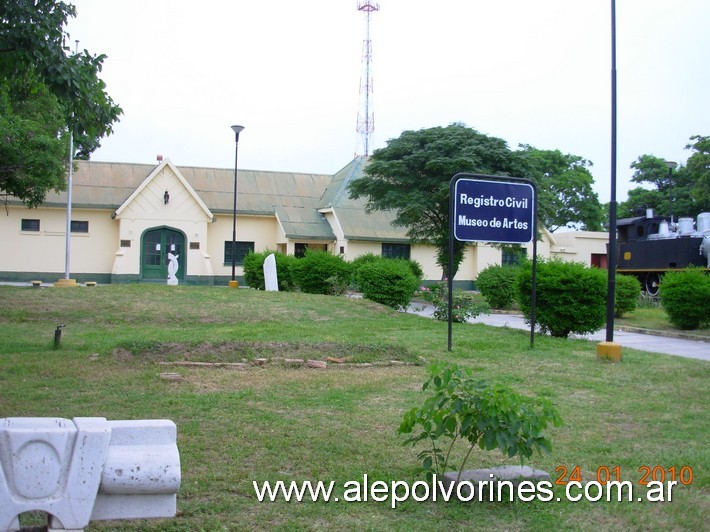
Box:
[0,285,707,530]
[616,305,710,339]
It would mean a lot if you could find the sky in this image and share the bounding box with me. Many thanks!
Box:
[65,0,710,204]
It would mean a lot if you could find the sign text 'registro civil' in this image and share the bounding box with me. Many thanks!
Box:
[453,179,534,244]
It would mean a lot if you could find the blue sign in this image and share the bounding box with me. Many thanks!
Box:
[454,178,535,243]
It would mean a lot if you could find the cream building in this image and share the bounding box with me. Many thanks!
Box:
[549,230,610,268]
[0,157,608,286]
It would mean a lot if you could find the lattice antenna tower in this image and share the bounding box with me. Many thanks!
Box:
[356,1,379,157]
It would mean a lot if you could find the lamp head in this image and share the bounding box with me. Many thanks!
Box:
[664,160,677,170]
[231,125,245,140]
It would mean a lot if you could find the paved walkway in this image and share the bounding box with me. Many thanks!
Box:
[408,304,710,362]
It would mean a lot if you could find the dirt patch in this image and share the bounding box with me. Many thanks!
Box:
[112,340,417,365]
[184,363,420,394]
[112,347,134,362]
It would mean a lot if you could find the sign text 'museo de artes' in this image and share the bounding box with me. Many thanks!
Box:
[454,178,535,244]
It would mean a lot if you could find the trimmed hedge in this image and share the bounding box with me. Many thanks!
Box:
[291,250,352,295]
[659,267,710,329]
[614,274,641,318]
[351,254,423,291]
[475,264,520,309]
[356,259,419,310]
[517,258,607,338]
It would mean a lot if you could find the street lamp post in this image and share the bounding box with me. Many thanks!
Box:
[605,0,618,345]
[55,40,80,288]
[230,125,245,288]
[665,160,677,224]
[597,0,622,361]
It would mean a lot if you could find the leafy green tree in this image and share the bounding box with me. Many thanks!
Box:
[618,138,710,220]
[0,0,122,207]
[0,70,67,207]
[618,155,688,219]
[348,124,528,277]
[618,186,666,220]
[685,135,710,214]
[519,145,603,232]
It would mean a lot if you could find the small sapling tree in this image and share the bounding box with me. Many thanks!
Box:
[398,364,562,483]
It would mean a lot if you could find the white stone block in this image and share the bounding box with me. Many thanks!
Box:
[91,420,180,521]
[0,417,180,531]
[263,253,279,291]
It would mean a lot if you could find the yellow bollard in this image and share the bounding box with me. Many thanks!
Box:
[54,279,78,287]
[596,341,622,362]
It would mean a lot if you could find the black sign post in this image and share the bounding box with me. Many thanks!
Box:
[448,174,538,350]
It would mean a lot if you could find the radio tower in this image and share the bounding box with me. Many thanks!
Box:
[356,1,379,157]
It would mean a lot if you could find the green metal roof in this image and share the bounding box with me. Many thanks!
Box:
[39,161,156,210]
[275,205,334,240]
[318,157,367,209]
[19,158,408,242]
[318,157,408,241]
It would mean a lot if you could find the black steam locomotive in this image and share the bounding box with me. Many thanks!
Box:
[616,210,710,295]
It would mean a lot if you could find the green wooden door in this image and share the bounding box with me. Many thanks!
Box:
[142,228,185,281]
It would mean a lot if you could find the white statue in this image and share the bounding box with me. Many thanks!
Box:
[167,252,179,285]
[263,253,279,291]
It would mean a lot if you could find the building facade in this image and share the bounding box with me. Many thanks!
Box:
[1,157,608,286]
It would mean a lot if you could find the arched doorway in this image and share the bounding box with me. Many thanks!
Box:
[141,227,185,281]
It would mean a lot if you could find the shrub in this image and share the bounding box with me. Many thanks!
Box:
[242,250,296,291]
[475,264,520,309]
[659,267,710,329]
[420,281,489,323]
[615,274,641,318]
[401,258,424,282]
[291,250,352,295]
[350,252,380,270]
[350,254,423,291]
[517,258,607,338]
[356,259,419,309]
[399,363,562,481]
[350,253,381,289]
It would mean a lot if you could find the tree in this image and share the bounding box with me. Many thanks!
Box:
[518,145,603,232]
[0,0,122,207]
[619,155,693,219]
[0,69,67,207]
[685,135,710,214]
[348,124,528,277]
[618,137,710,220]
